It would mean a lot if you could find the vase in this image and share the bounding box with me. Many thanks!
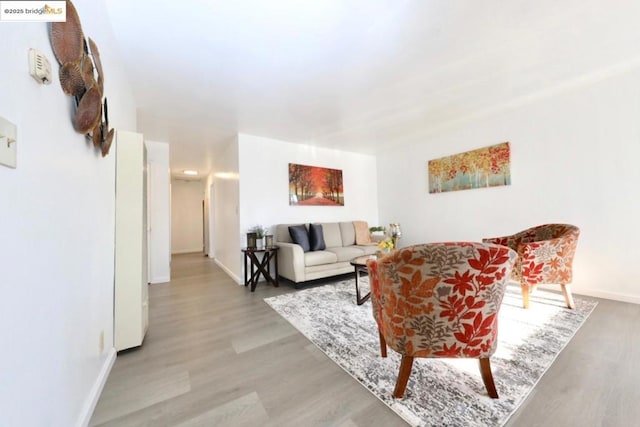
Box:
[256,238,264,250]
[246,232,257,249]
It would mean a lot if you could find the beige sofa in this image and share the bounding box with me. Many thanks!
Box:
[275,221,379,285]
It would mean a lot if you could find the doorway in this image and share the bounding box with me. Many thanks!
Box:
[170,178,205,254]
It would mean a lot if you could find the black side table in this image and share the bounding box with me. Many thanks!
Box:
[350,255,375,305]
[242,247,279,292]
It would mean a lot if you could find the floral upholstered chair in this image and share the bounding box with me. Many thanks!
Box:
[482,224,580,309]
[366,242,517,399]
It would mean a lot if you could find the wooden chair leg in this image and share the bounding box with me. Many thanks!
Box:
[393,355,414,398]
[479,357,499,399]
[521,284,531,309]
[561,284,575,309]
[378,330,387,358]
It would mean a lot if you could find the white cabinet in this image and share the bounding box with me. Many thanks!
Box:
[114,130,149,351]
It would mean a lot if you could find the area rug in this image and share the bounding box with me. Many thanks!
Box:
[264,278,597,427]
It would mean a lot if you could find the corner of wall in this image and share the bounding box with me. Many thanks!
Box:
[76,348,116,427]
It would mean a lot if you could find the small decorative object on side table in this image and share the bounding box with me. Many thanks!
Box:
[242,246,279,292]
[369,225,386,239]
[248,225,267,249]
[265,234,274,248]
[377,238,394,255]
[389,223,402,249]
[246,232,257,249]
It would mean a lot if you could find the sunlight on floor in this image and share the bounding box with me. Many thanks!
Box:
[444,285,570,375]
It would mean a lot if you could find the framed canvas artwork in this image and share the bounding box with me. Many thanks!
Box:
[428,142,511,193]
[289,163,344,206]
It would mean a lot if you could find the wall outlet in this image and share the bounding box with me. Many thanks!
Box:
[0,115,17,169]
[99,330,105,353]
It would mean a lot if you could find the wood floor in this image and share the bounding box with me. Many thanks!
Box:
[90,253,640,427]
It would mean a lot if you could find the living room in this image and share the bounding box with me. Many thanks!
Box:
[2,0,640,426]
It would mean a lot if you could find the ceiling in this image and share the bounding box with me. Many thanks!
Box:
[104,0,640,178]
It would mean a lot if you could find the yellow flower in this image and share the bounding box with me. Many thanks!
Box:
[378,239,394,250]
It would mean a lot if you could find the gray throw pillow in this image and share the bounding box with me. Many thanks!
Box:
[288,225,310,252]
[309,223,326,251]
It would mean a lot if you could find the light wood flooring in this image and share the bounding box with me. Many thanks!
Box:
[90,253,640,427]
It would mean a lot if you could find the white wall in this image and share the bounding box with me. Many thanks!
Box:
[145,140,171,283]
[171,178,205,254]
[239,133,379,230]
[0,0,136,425]
[377,66,640,304]
[210,136,241,281]
[229,133,379,281]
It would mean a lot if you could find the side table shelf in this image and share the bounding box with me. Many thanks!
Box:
[242,247,279,292]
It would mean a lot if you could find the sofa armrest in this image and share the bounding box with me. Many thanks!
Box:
[276,242,305,283]
[371,233,385,243]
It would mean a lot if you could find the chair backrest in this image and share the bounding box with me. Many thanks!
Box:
[498,224,580,249]
[517,224,580,284]
[367,242,517,359]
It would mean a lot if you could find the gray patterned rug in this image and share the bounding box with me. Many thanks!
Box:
[264,278,597,427]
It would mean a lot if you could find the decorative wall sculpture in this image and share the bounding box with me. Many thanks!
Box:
[288,163,344,206]
[50,0,114,157]
[428,142,511,193]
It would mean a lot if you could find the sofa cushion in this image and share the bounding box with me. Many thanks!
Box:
[325,246,366,262]
[289,225,311,252]
[321,222,343,248]
[309,223,326,251]
[355,245,379,256]
[353,220,372,244]
[304,250,338,267]
[339,222,356,246]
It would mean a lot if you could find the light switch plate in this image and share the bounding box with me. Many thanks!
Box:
[0,116,17,168]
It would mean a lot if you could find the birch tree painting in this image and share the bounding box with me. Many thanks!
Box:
[428,142,511,193]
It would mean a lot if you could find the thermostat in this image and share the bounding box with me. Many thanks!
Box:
[29,48,52,85]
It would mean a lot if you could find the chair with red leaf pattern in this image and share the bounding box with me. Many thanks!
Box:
[482,224,580,309]
[366,242,517,399]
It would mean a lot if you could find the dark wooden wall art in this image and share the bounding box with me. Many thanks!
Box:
[50,0,114,157]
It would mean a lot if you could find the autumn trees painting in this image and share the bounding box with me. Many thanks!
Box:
[289,163,344,206]
[428,142,511,193]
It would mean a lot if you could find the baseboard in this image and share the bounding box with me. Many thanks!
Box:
[171,249,204,255]
[214,259,242,284]
[76,347,116,427]
[535,283,640,305]
[575,288,640,305]
[149,276,170,284]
